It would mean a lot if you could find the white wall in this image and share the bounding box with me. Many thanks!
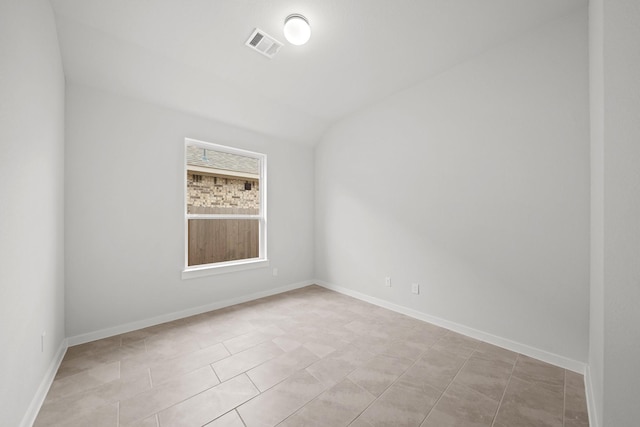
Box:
[588,0,604,424]
[590,0,640,425]
[0,1,66,426]
[64,84,315,338]
[316,9,590,363]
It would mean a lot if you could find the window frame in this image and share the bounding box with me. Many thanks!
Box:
[182,138,268,279]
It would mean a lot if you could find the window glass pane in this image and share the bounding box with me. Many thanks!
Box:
[186,144,260,215]
[188,219,260,266]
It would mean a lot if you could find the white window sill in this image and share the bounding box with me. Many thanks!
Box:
[182,258,269,279]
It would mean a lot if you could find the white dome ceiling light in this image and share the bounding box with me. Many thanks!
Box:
[283,14,311,45]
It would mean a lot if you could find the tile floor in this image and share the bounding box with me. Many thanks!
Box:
[35,285,589,427]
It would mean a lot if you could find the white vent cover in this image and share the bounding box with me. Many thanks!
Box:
[245,28,283,59]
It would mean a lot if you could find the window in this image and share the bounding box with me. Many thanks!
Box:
[183,138,267,277]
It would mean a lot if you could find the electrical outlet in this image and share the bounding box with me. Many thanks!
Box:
[411,283,420,294]
[385,277,392,287]
[272,268,278,277]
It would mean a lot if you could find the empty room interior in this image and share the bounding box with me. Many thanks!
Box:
[1,0,638,426]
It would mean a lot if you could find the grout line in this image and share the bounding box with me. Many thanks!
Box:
[244,372,261,393]
[142,377,224,425]
[342,379,380,427]
[347,339,439,425]
[221,341,232,355]
[154,413,159,427]
[148,367,153,388]
[418,347,475,426]
[490,353,519,427]
[210,364,222,384]
[236,408,248,427]
[277,390,313,425]
[116,401,120,427]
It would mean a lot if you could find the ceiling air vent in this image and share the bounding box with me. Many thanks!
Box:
[245,28,283,59]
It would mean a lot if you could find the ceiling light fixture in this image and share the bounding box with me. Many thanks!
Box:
[283,14,310,45]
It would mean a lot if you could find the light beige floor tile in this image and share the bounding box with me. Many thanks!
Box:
[420,382,498,427]
[56,341,146,379]
[35,369,150,426]
[237,370,326,427]
[412,320,448,336]
[511,354,565,392]
[63,336,122,362]
[247,346,319,391]
[98,368,153,400]
[195,327,249,350]
[272,335,302,352]
[303,341,336,358]
[204,410,245,426]
[35,402,118,427]
[351,382,440,427]
[305,345,375,387]
[473,342,518,365]
[212,341,283,382]
[380,340,426,361]
[119,365,219,425]
[348,354,413,397]
[150,342,229,385]
[565,370,584,389]
[303,356,349,387]
[304,329,351,350]
[35,286,590,427]
[119,355,156,382]
[47,361,121,400]
[34,394,105,426]
[564,371,589,426]
[432,331,480,358]
[128,415,159,427]
[208,319,256,336]
[493,377,563,427]
[223,326,285,354]
[402,328,447,352]
[144,334,201,360]
[398,347,467,392]
[158,374,258,427]
[344,319,378,335]
[351,335,394,355]
[451,353,513,401]
[565,418,591,427]
[182,317,215,335]
[278,378,375,427]
[118,328,157,346]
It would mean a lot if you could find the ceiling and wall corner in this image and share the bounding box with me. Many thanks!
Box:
[50,0,587,145]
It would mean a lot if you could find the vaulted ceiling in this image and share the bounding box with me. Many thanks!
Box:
[51,0,586,144]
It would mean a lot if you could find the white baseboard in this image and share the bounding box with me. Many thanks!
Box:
[584,365,600,427]
[67,280,315,346]
[20,339,68,427]
[316,280,587,374]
